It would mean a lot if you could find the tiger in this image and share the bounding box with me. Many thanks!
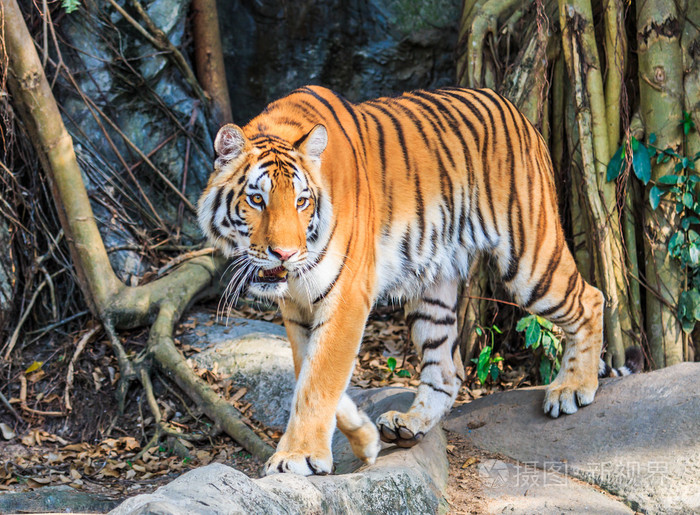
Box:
[198,85,608,476]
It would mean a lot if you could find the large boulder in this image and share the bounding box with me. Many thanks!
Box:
[445,362,700,514]
[109,387,449,515]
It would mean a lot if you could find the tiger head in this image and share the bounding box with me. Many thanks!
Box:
[198,123,329,299]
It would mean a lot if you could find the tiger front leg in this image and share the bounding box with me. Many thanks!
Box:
[264,292,372,476]
[377,278,464,447]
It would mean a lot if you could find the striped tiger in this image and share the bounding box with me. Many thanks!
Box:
[198,85,606,476]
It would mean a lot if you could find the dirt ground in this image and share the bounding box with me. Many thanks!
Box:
[0,302,536,512]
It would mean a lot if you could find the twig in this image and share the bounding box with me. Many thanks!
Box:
[105,0,207,105]
[19,375,64,417]
[467,295,521,308]
[0,389,23,423]
[3,278,48,359]
[26,309,90,336]
[64,324,101,412]
[156,248,216,277]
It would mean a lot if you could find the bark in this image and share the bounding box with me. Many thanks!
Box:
[192,0,233,127]
[602,0,626,151]
[637,0,685,368]
[3,0,271,459]
[559,0,626,365]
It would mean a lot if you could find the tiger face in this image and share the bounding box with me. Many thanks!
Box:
[198,123,328,299]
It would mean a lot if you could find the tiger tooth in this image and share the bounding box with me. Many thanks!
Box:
[258,270,264,278]
[277,270,288,278]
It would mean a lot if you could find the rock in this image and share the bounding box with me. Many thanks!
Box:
[56,1,214,279]
[445,362,700,514]
[181,312,292,430]
[218,0,461,122]
[109,388,448,515]
[0,216,16,333]
[476,460,634,514]
[0,485,119,514]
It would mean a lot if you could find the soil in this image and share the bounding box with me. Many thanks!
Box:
[0,301,537,512]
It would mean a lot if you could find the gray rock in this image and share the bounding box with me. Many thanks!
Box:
[181,313,292,430]
[109,388,448,515]
[0,485,119,514]
[56,1,214,279]
[476,460,634,514]
[218,0,461,122]
[0,216,15,333]
[445,362,700,514]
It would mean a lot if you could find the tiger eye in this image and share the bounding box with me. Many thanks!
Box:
[296,197,306,207]
[251,194,263,205]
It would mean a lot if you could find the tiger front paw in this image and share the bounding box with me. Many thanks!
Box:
[543,372,598,418]
[376,410,427,448]
[345,412,381,464]
[263,449,333,476]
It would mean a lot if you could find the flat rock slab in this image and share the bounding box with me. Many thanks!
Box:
[110,388,449,515]
[0,485,119,514]
[476,460,634,514]
[445,362,700,514]
[180,313,293,430]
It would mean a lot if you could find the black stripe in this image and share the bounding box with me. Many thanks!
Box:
[407,312,457,326]
[422,297,456,311]
[422,382,452,396]
[422,335,449,350]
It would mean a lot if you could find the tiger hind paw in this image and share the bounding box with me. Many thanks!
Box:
[376,410,427,448]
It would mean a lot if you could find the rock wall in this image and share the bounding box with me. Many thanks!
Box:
[219,0,461,123]
[50,0,460,278]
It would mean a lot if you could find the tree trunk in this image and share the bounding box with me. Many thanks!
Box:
[192,0,233,127]
[559,0,629,365]
[637,0,685,368]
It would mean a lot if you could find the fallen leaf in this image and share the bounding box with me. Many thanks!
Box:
[461,457,479,469]
[25,361,44,374]
[0,423,15,440]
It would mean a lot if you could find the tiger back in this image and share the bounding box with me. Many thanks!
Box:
[198,85,605,476]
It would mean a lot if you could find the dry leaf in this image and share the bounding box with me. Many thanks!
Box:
[0,423,15,440]
[461,457,479,469]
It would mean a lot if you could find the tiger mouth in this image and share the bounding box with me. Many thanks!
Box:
[254,266,289,284]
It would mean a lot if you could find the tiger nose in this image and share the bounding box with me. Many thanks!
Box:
[269,247,297,261]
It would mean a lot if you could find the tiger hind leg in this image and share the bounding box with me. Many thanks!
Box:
[506,249,604,418]
[376,277,464,447]
[336,393,381,464]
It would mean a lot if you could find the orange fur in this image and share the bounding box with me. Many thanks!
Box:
[198,86,604,475]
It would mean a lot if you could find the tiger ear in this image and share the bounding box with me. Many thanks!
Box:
[295,124,327,160]
[214,124,247,163]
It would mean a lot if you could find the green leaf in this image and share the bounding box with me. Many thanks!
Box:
[682,216,700,230]
[492,325,503,334]
[387,357,397,372]
[632,141,651,184]
[669,231,685,255]
[516,315,534,332]
[539,357,553,385]
[649,186,662,210]
[475,327,483,336]
[648,133,657,145]
[683,192,694,208]
[397,369,411,378]
[476,347,492,384]
[61,0,81,13]
[535,315,553,330]
[683,157,690,169]
[606,145,625,182]
[525,320,541,349]
[657,174,680,185]
[489,364,500,381]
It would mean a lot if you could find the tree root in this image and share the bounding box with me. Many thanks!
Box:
[4,0,274,461]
